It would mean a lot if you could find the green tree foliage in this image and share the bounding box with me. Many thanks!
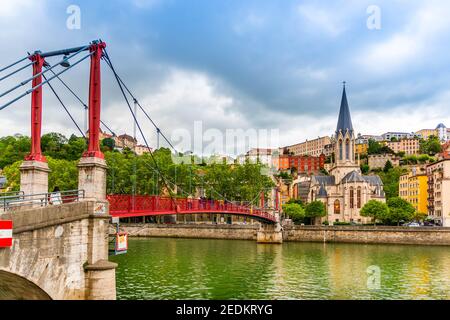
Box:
[0,135,31,169]
[360,164,370,174]
[383,160,393,173]
[420,135,442,155]
[41,132,68,159]
[0,134,275,203]
[368,139,394,155]
[282,203,305,224]
[286,198,304,206]
[412,211,428,222]
[102,138,116,151]
[304,201,326,225]
[47,157,78,191]
[360,200,389,225]
[384,197,415,225]
[1,160,22,192]
[378,167,408,199]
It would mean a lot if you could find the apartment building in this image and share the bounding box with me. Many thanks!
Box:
[385,138,420,155]
[399,169,428,214]
[283,136,331,157]
[427,159,450,227]
[273,154,325,174]
[382,132,418,141]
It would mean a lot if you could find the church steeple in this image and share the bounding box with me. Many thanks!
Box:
[336,82,353,134]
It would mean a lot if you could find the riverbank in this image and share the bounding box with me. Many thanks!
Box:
[115,223,450,246]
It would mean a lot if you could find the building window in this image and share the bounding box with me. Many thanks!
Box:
[334,200,341,214]
[339,140,343,160]
[350,188,354,209]
[346,139,350,160]
[357,188,362,209]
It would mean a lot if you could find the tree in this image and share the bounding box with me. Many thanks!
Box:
[385,197,415,225]
[286,198,304,206]
[41,132,68,159]
[378,166,408,199]
[360,200,389,225]
[0,135,31,169]
[420,135,442,155]
[102,138,116,151]
[282,203,305,224]
[360,164,370,174]
[368,139,395,155]
[304,201,326,225]
[2,160,22,192]
[383,160,393,173]
[412,211,427,223]
[47,157,78,191]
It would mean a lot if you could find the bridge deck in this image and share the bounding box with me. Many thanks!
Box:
[107,195,276,223]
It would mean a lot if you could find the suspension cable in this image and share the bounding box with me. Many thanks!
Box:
[0,61,35,82]
[44,65,117,137]
[102,49,177,205]
[101,56,177,153]
[0,55,30,74]
[0,51,93,111]
[42,73,86,138]
[0,45,90,100]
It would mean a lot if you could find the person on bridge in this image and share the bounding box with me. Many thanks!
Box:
[49,186,62,205]
[187,194,193,210]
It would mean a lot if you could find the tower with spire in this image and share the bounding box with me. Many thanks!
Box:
[329,82,360,182]
[307,83,385,225]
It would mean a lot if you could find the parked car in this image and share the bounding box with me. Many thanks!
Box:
[406,222,421,227]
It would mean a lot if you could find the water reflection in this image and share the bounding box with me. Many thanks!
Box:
[111,238,450,300]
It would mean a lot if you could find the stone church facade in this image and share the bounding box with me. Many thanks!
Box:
[308,84,385,224]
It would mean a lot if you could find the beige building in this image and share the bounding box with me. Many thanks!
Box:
[134,144,152,156]
[114,134,137,150]
[245,148,275,167]
[416,129,437,140]
[308,85,385,225]
[284,136,331,157]
[427,159,450,227]
[368,154,400,170]
[385,138,420,155]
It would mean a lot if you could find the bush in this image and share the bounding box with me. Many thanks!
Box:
[282,203,305,224]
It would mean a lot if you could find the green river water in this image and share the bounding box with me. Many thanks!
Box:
[111,238,450,300]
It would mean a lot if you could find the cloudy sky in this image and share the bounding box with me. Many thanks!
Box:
[1,0,450,155]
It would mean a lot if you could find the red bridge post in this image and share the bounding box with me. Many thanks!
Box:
[19,52,50,196]
[78,41,108,201]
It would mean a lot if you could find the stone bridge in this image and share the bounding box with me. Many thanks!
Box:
[0,200,116,300]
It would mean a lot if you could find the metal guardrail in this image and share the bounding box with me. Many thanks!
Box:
[0,189,85,211]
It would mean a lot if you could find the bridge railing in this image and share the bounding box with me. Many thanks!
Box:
[107,195,276,222]
[0,189,85,212]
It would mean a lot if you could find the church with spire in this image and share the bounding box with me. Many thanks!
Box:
[308,83,385,224]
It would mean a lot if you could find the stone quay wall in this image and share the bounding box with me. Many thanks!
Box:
[117,223,450,246]
[116,223,259,241]
[283,225,450,246]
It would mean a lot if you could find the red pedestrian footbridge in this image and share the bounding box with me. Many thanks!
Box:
[107,195,277,223]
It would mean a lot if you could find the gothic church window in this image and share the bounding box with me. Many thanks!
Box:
[334,200,341,214]
[350,188,354,209]
[346,139,350,160]
[357,187,362,208]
